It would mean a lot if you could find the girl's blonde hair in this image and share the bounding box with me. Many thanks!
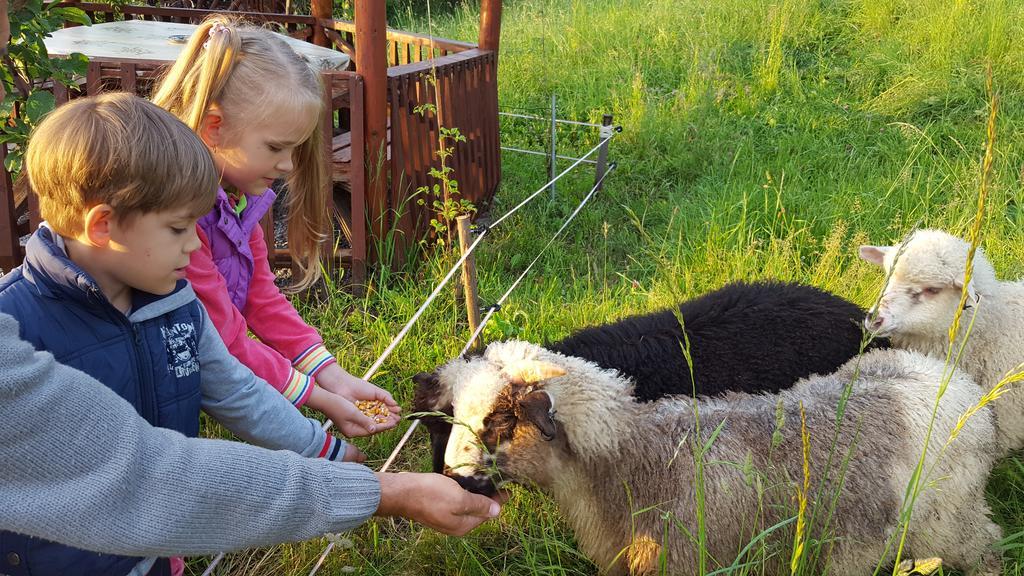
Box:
[152,15,328,291]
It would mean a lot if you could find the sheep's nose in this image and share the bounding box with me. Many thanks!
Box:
[449,473,499,496]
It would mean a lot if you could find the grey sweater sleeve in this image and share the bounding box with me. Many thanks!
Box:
[0,312,380,557]
[195,303,347,459]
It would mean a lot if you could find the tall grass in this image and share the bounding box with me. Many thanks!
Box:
[190,0,1024,573]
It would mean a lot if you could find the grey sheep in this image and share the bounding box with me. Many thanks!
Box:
[414,341,1001,576]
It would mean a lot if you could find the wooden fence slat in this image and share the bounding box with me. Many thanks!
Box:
[349,74,366,288]
[0,144,20,271]
[464,61,480,204]
[86,60,102,95]
[476,58,487,205]
[121,62,137,94]
[320,71,336,278]
[414,73,433,239]
[391,75,414,259]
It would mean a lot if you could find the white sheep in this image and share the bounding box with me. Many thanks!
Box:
[860,228,1024,451]
[415,341,1001,576]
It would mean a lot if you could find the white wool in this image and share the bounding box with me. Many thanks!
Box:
[862,228,1024,451]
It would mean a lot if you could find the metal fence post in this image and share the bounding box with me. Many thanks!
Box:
[594,113,614,192]
[549,94,557,200]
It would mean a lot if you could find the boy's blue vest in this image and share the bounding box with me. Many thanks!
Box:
[0,228,204,576]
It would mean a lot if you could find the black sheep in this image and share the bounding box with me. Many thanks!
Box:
[413,281,885,473]
[549,281,884,402]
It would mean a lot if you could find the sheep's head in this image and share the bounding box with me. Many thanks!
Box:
[860,229,994,339]
[412,341,573,497]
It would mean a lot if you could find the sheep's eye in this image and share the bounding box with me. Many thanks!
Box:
[923,287,942,296]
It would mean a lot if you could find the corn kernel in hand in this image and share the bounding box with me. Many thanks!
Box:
[355,400,390,424]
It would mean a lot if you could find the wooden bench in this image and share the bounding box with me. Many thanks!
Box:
[331,127,390,175]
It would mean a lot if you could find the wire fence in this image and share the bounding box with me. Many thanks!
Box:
[201,122,620,576]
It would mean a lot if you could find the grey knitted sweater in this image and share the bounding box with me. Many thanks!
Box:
[0,312,380,557]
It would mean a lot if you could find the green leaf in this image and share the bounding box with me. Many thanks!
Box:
[0,95,15,119]
[25,91,56,125]
[4,149,24,174]
[53,7,93,26]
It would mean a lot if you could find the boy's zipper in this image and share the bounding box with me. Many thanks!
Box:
[131,323,158,424]
[101,290,157,425]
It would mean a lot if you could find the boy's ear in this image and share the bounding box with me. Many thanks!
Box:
[199,108,224,148]
[82,204,115,247]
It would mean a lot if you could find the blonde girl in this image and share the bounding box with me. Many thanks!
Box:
[153,16,399,439]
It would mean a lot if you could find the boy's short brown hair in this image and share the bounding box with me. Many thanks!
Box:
[24,92,219,237]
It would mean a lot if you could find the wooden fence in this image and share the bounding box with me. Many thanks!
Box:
[0,3,501,281]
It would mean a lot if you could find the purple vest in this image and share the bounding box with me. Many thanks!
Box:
[197,188,277,311]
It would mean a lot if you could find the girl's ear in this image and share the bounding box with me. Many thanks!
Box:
[82,204,115,247]
[199,107,224,148]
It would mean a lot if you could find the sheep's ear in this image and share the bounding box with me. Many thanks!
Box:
[412,371,453,473]
[412,371,449,411]
[519,389,557,441]
[859,245,891,266]
[505,360,566,384]
[954,277,981,306]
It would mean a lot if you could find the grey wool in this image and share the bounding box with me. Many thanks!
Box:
[420,340,1001,576]
[0,312,380,557]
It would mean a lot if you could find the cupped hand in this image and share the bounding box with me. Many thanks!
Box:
[374,472,502,536]
[316,364,401,432]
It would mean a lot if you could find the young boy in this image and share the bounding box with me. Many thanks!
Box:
[0,93,366,576]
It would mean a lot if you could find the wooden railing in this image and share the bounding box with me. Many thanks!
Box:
[387,49,500,249]
[320,19,476,67]
[68,2,316,37]
[0,3,500,278]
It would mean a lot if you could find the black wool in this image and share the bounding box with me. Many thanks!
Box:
[548,281,885,402]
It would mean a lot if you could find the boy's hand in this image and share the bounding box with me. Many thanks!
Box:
[342,442,366,463]
[315,364,401,431]
[374,472,502,536]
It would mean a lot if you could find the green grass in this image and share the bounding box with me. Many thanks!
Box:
[190,0,1024,573]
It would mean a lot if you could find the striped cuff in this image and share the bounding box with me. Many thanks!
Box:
[318,435,346,461]
[293,343,337,378]
[281,368,314,407]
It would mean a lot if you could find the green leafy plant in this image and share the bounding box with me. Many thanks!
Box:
[2,0,89,173]
[413,72,476,248]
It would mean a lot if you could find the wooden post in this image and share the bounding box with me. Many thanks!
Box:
[348,74,368,293]
[309,0,330,46]
[356,1,389,267]
[0,143,20,272]
[456,215,482,351]
[478,0,502,54]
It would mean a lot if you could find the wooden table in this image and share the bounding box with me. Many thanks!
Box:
[44,19,350,70]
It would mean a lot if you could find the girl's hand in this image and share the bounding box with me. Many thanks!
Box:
[315,364,401,431]
[307,386,382,437]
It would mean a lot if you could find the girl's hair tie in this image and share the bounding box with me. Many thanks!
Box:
[203,23,230,50]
